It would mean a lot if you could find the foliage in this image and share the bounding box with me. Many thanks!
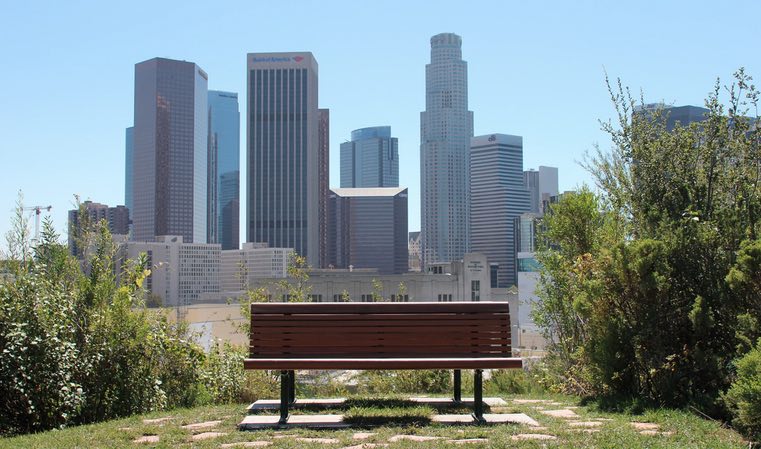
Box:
[355,370,450,395]
[722,339,761,441]
[0,197,240,435]
[199,342,278,405]
[371,278,384,302]
[486,369,547,395]
[534,69,761,419]
[343,405,434,426]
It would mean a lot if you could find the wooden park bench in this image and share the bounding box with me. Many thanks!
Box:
[243,302,522,424]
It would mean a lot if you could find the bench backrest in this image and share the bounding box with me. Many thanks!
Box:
[249,302,512,359]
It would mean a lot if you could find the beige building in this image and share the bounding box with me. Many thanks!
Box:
[220,243,292,292]
[116,236,220,308]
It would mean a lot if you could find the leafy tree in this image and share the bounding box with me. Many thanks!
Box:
[535,69,761,416]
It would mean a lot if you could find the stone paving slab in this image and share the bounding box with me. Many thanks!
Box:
[220,442,272,448]
[431,413,539,426]
[181,420,222,430]
[191,431,227,441]
[569,421,603,427]
[248,398,346,412]
[631,422,660,430]
[389,435,443,442]
[352,432,376,440]
[447,438,490,444]
[511,433,557,441]
[340,444,388,449]
[540,409,579,419]
[248,397,507,413]
[239,414,350,430]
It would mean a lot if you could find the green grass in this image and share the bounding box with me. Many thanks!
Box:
[0,394,749,448]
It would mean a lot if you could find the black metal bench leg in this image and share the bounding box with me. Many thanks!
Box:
[279,370,290,424]
[288,370,296,404]
[453,369,462,403]
[473,369,485,424]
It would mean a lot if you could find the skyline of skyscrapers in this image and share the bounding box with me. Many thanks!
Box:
[132,57,208,243]
[340,126,399,188]
[246,52,320,266]
[420,32,474,269]
[119,35,559,288]
[524,166,558,216]
[208,90,240,250]
[470,133,531,288]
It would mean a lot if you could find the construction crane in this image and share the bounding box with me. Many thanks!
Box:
[24,205,52,242]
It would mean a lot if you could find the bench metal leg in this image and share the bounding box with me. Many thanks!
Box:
[279,370,290,424]
[288,370,296,404]
[453,369,462,402]
[473,369,485,424]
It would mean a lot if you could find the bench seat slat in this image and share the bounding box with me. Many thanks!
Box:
[243,357,523,370]
[250,303,509,314]
[251,335,510,346]
[252,312,509,321]
[252,319,508,328]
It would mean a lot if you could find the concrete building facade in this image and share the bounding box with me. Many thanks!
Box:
[420,32,474,268]
[246,52,319,266]
[132,57,208,243]
[470,134,531,288]
[116,235,220,308]
[340,126,399,188]
[220,243,292,292]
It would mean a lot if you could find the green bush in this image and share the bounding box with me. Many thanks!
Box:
[355,370,450,395]
[723,339,761,441]
[0,203,224,435]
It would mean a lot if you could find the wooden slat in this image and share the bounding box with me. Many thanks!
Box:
[252,312,509,321]
[244,357,523,370]
[252,319,507,329]
[252,335,509,346]
[250,302,510,315]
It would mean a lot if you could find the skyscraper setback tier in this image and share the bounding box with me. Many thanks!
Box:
[246,52,319,266]
[132,57,208,243]
[340,126,399,188]
[420,32,474,268]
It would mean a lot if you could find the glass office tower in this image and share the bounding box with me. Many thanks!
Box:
[132,57,208,243]
[340,126,399,188]
[208,90,240,249]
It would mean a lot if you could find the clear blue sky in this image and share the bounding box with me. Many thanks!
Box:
[1,0,758,250]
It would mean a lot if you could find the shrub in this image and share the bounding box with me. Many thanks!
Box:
[723,340,761,441]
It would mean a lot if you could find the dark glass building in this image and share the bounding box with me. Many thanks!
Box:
[246,52,319,265]
[68,201,130,256]
[329,187,409,274]
[318,108,330,268]
[132,57,208,243]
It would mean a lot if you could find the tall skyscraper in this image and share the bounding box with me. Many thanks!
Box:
[132,57,208,243]
[125,126,133,216]
[470,134,531,288]
[329,187,408,274]
[318,108,330,268]
[523,166,558,215]
[208,90,240,249]
[340,126,399,188]
[246,52,319,266]
[420,32,474,268]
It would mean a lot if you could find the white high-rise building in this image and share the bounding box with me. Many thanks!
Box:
[420,32,474,269]
[470,134,531,288]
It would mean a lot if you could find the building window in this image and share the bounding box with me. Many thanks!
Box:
[437,294,452,302]
[471,280,480,302]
